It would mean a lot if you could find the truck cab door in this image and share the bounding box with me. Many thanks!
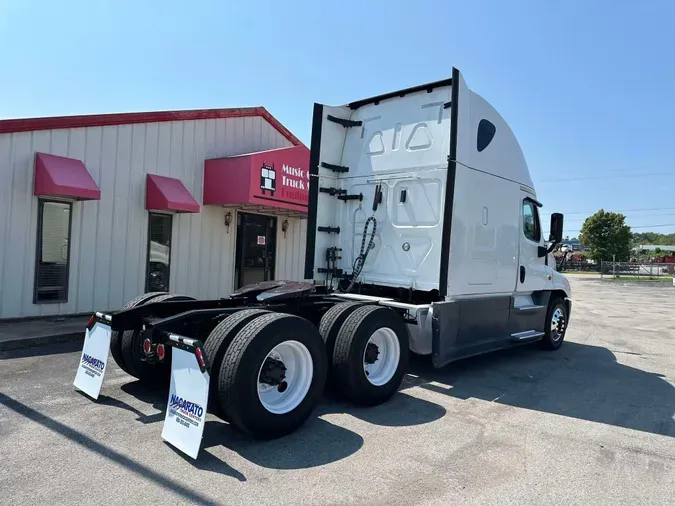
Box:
[516,196,547,293]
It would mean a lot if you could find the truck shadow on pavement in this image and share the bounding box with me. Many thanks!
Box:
[92,381,169,425]
[209,392,446,472]
[0,340,83,359]
[112,379,445,474]
[405,341,675,438]
[197,417,363,474]
[0,392,221,506]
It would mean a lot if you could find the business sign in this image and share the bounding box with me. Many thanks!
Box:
[251,146,309,211]
[203,145,310,214]
[73,322,111,400]
[161,347,210,459]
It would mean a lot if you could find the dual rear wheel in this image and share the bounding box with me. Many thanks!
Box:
[109,292,195,382]
[202,302,409,439]
[108,294,409,440]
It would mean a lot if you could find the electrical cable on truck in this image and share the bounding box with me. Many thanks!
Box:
[343,184,381,293]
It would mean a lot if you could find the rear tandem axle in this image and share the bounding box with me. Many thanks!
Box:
[83,280,411,453]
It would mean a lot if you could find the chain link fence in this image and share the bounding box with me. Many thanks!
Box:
[556,259,600,273]
[600,261,675,281]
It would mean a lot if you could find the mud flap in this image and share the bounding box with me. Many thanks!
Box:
[161,339,210,460]
[431,301,460,368]
[73,318,112,400]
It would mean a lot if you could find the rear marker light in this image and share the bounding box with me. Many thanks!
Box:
[195,347,206,368]
[143,339,152,355]
[156,344,166,361]
[87,315,95,328]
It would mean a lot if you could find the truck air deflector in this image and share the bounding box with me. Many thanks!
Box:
[438,67,461,298]
[304,103,324,279]
[348,78,454,110]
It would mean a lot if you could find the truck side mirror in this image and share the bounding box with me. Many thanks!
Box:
[539,213,565,258]
[548,213,564,244]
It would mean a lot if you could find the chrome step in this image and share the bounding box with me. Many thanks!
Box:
[511,330,545,340]
[515,305,544,312]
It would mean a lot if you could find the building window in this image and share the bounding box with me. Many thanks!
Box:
[477,119,496,152]
[34,199,72,304]
[522,199,541,242]
[145,213,172,292]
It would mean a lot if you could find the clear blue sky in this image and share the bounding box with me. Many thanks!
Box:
[2,0,675,237]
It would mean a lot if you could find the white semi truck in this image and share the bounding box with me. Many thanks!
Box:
[74,67,571,459]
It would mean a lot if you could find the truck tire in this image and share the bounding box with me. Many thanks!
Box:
[203,309,270,418]
[318,301,365,389]
[121,293,194,382]
[217,313,327,440]
[319,302,364,361]
[110,291,167,374]
[539,297,568,351]
[332,305,409,406]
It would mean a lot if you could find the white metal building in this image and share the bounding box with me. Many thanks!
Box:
[0,108,309,320]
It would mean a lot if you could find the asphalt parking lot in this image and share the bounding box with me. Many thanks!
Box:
[1,276,674,505]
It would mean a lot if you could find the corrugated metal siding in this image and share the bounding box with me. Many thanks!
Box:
[0,117,305,319]
[275,217,308,282]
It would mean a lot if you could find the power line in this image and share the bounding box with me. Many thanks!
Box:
[536,171,675,183]
[546,223,675,234]
[554,213,675,222]
[541,207,675,216]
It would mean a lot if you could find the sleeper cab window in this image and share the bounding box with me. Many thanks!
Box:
[477,119,496,152]
[522,199,541,242]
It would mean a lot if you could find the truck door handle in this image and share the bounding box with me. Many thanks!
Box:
[520,265,526,283]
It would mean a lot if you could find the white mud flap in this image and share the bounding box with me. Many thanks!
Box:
[161,340,210,460]
[73,317,112,400]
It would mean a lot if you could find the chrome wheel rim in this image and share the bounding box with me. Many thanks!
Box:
[550,307,566,341]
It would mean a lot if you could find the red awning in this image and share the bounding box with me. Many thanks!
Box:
[146,174,200,213]
[203,145,310,215]
[34,152,101,200]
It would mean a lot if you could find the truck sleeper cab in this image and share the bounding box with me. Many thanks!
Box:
[73,68,571,460]
[306,67,571,367]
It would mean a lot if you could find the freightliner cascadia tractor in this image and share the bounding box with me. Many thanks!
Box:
[74,68,571,459]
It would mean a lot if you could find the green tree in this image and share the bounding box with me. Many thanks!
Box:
[579,210,632,262]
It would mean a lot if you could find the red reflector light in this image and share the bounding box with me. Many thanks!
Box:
[156,343,166,361]
[143,338,152,355]
[87,315,95,328]
[195,347,205,368]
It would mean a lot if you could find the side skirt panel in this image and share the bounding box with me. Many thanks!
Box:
[431,292,552,368]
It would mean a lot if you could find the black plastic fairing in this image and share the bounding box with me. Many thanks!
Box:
[304,103,324,280]
[437,67,461,299]
[431,300,461,368]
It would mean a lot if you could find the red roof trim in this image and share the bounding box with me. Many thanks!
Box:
[0,107,303,147]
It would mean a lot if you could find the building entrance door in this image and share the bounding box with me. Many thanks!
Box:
[235,212,277,289]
